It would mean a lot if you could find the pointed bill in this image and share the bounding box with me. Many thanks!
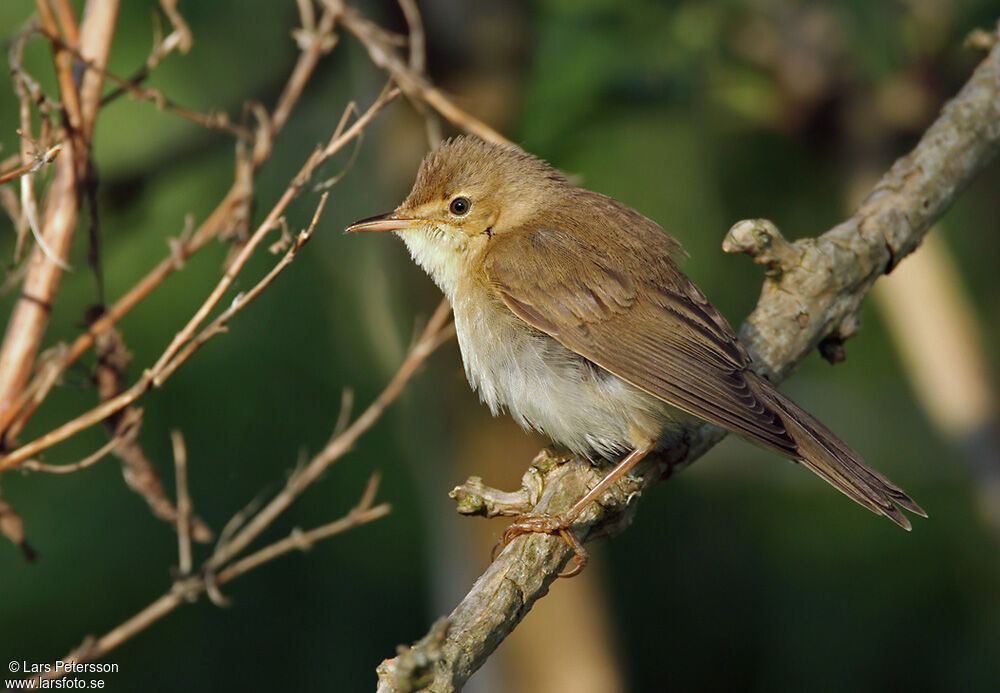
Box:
[345,212,418,233]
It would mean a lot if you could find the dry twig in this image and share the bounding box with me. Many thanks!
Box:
[29,483,389,685]
[325,0,511,146]
[0,88,399,471]
[0,0,120,435]
[0,488,36,560]
[30,297,453,683]
[36,26,253,139]
[0,1,343,439]
[0,144,62,186]
[171,430,193,576]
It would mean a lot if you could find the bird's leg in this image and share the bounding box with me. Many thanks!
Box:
[494,440,656,577]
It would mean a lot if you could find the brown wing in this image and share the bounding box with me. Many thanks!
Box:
[483,214,798,458]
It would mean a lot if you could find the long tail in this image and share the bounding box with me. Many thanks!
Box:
[747,373,927,530]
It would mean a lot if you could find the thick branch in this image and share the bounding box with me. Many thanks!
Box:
[376,25,1000,693]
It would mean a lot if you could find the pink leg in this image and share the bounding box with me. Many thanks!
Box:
[495,440,657,577]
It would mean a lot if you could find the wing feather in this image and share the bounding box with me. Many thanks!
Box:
[484,212,798,457]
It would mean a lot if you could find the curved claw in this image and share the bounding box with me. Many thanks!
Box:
[490,512,590,578]
[556,529,589,578]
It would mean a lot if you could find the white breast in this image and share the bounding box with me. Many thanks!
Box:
[397,227,677,458]
[450,286,674,459]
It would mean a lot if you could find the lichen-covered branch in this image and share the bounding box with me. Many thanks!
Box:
[375,23,1000,693]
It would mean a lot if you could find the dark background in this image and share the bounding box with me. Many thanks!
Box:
[2,1,1000,691]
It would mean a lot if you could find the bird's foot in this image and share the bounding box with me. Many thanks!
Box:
[491,512,589,578]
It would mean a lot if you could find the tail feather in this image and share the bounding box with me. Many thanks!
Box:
[747,373,926,529]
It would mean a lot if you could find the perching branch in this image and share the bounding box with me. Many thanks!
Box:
[375,21,1000,693]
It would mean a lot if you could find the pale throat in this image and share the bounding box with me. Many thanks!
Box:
[396,226,474,302]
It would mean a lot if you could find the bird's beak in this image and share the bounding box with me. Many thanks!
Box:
[345,212,418,233]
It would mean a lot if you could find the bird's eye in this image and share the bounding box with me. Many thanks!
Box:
[449,197,471,216]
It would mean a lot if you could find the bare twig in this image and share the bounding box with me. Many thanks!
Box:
[0,0,119,436]
[76,0,121,139]
[153,192,329,385]
[327,0,511,146]
[0,88,400,470]
[8,34,42,264]
[0,492,36,561]
[34,0,83,134]
[150,87,395,382]
[30,295,452,682]
[375,23,1000,692]
[217,474,388,582]
[89,325,214,542]
[35,26,251,140]
[0,144,62,186]
[50,0,80,48]
[171,430,192,576]
[21,409,139,474]
[99,0,193,107]
[277,5,339,138]
[397,0,442,147]
[0,1,344,437]
[29,486,389,686]
[157,0,192,53]
[206,297,451,572]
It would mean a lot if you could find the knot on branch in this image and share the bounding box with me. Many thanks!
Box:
[965,21,1000,51]
[817,313,861,365]
[292,27,338,54]
[723,219,803,276]
[376,618,450,693]
[451,447,669,543]
[450,448,572,517]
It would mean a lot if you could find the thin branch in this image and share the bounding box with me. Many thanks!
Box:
[0,144,62,185]
[99,0,193,107]
[157,0,192,53]
[34,26,251,140]
[276,5,339,137]
[34,0,83,133]
[50,0,80,48]
[76,0,121,139]
[327,0,511,146]
[0,88,400,470]
[29,296,453,682]
[28,488,388,686]
[375,22,1000,692]
[20,409,138,474]
[8,33,44,265]
[0,492,36,560]
[206,297,451,572]
[217,473,388,583]
[396,0,442,147]
[171,430,192,576]
[149,86,396,383]
[86,325,213,542]
[0,16,371,439]
[0,1,119,437]
[152,192,329,385]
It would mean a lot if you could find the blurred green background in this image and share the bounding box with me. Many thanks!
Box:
[2,1,1000,691]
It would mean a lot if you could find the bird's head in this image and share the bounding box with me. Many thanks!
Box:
[347,136,568,296]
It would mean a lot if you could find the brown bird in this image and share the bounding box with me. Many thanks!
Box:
[348,136,924,568]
